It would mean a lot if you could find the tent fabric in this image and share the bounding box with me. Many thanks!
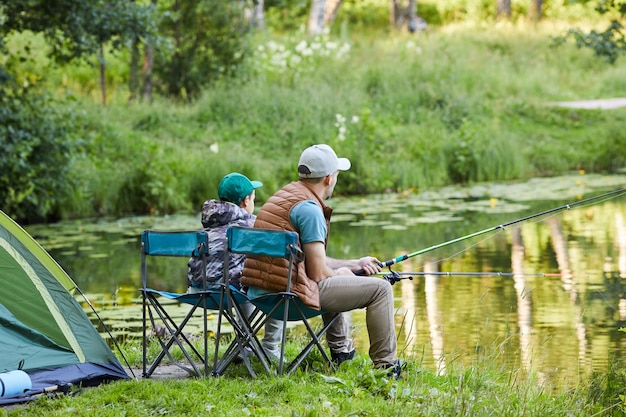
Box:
[0,210,128,404]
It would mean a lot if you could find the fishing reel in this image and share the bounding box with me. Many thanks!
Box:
[382,267,413,285]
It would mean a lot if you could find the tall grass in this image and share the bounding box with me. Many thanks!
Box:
[43,22,626,220]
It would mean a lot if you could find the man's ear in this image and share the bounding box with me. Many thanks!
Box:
[324,174,333,186]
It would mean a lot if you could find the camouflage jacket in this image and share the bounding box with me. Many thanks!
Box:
[187,200,255,290]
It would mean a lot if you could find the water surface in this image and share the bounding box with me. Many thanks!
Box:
[26,173,626,389]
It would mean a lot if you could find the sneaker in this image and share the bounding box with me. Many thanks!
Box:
[383,359,406,380]
[331,349,355,366]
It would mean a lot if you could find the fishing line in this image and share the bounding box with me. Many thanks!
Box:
[377,271,589,278]
[414,227,509,274]
[355,187,626,276]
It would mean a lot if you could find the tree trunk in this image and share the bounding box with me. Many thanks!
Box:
[528,0,543,21]
[169,0,181,97]
[390,0,402,28]
[142,0,158,102]
[407,0,417,32]
[142,42,154,102]
[390,0,414,29]
[308,0,327,36]
[98,43,106,106]
[324,0,342,25]
[128,0,139,102]
[251,0,265,29]
[129,34,140,102]
[497,0,511,19]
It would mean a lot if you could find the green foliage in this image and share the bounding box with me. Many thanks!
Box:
[445,120,480,183]
[554,0,626,64]
[418,3,444,26]
[0,0,152,63]
[0,83,80,223]
[337,0,391,31]
[115,146,187,217]
[0,0,152,221]
[6,340,608,416]
[586,358,626,414]
[3,23,626,222]
[264,0,309,32]
[153,0,251,100]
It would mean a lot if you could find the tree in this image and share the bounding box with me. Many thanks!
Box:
[325,0,343,25]
[153,0,250,100]
[528,0,543,21]
[556,0,626,64]
[248,0,266,29]
[390,0,419,32]
[1,0,151,64]
[0,0,151,222]
[497,0,511,19]
[308,0,327,36]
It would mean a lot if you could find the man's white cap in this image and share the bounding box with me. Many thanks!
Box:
[297,144,351,178]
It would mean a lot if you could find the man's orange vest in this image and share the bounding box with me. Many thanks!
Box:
[241,181,332,309]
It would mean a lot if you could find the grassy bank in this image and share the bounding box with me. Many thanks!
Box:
[5,338,625,417]
[43,22,626,220]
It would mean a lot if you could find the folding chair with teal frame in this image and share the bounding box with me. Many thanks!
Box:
[225,226,339,375]
[141,230,215,377]
[141,229,269,378]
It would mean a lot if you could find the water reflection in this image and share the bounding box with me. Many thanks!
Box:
[24,174,626,390]
[423,260,446,375]
[511,227,532,376]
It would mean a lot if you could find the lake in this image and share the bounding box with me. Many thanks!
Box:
[26,172,626,390]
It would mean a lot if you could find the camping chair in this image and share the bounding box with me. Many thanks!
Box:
[141,230,264,378]
[225,226,339,375]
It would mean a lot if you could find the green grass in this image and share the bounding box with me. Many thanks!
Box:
[5,337,624,417]
[36,21,626,220]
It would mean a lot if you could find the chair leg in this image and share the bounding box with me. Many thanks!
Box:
[286,312,339,375]
[277,298,291,375]
[212,304,270,377]
[143,294,205,377]
[142,290,148,378]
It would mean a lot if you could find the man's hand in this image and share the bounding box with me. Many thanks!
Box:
[355,256,382,276]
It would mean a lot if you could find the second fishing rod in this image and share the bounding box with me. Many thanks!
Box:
[355,187,626,276]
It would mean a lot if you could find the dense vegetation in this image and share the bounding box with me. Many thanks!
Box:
[1,1,625,225]
[2,3,626,415]
[47,27,626,223]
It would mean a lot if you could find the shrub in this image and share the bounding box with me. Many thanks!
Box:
[0,83,81,223]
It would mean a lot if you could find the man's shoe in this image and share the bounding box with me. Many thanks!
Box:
[383,359,406,380]
[331,349,355,366]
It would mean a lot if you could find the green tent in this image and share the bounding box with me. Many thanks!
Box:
[0,210,128,403]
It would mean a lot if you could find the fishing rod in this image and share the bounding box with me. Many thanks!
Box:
[376,270,589,285]
[355,187,626,276]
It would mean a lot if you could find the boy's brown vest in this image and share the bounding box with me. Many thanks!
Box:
[241,181,331,309]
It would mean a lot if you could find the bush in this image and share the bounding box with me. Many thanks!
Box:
[0,84,81,223]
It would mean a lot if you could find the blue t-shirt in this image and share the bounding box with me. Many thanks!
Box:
[290,200,326,244]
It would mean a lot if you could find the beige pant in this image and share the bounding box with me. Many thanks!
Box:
[318,275,396,368]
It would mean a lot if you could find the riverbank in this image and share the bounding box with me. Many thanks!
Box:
[9,27,626,225]
[5,348,622,416]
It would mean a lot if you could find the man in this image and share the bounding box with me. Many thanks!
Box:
[242,144,403,378]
